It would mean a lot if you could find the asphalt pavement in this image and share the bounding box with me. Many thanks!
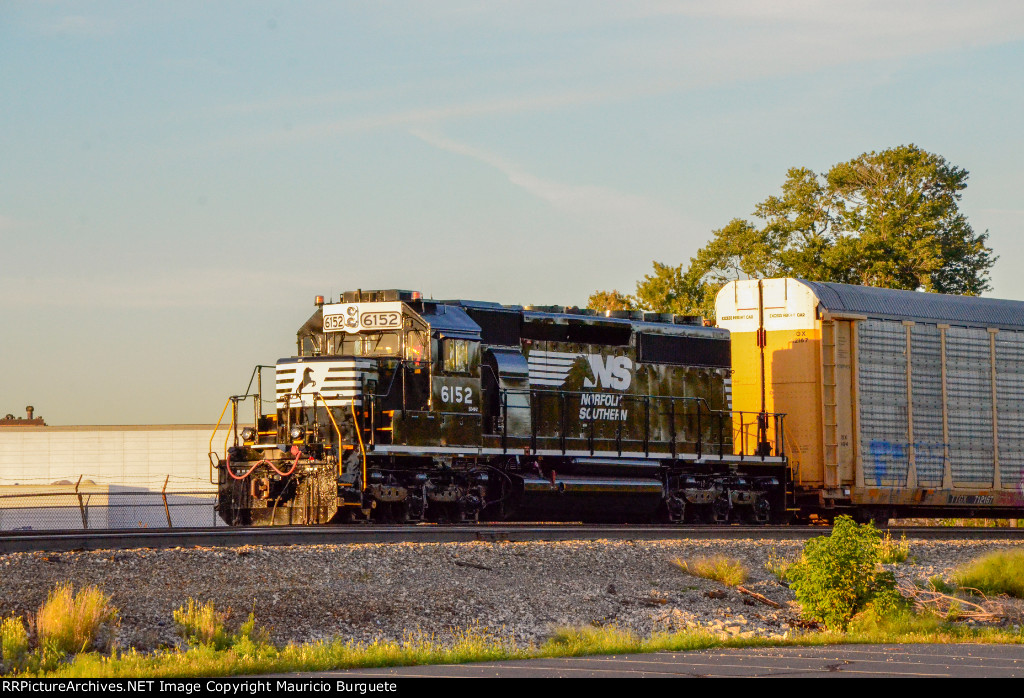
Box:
[311,644,1024,678]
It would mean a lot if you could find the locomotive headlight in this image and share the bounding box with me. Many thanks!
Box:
[289,425,305,440]
[240,427,257,442]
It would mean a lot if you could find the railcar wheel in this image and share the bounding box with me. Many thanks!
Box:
[853,507,891,526]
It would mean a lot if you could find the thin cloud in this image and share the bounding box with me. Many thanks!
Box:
[190,2,1024,155]
[596,2,1024,87]
[37,15,125,37]
[411,129,696,236]
[0,268,317,309]
[197,87,630,154]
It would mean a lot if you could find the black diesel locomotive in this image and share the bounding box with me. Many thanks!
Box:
[213,290,789,525]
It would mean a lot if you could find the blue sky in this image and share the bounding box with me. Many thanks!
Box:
[2,1,1023,424]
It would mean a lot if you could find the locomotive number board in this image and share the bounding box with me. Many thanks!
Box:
[323,302,403,333]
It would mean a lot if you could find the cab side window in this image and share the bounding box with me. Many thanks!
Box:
[405,330,427,364]
[299,333,321,357]
[443,339,470,373]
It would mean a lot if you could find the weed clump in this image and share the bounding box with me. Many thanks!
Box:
[1,616,30,673]
[879,532,910,564]
[35,583,118,655]
[953,549,1024,598]
[231,611,272,657]
[672,555,748,586]
[787,516,901,631]
[173,599,232,650]
[173,599,272,656]
[764,547,797,581]
[922,576,957,594]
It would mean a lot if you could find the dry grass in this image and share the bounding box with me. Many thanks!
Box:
[34,583,118,655]
[672,555,748,586]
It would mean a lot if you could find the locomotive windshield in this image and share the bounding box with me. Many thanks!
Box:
[327,331,401,357]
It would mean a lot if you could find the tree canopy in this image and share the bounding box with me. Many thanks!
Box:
[588,145,996,319]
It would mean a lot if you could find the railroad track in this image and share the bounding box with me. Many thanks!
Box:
[1,524,1022,553]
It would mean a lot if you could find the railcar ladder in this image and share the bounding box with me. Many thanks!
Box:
[821,320,839,488]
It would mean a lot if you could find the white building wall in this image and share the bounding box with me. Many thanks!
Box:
[0,425,232,490]
[0,425,233,530]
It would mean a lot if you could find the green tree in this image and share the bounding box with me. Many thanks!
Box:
[825,145,993,294]
[586,289,637,312]
[609,145,995,319]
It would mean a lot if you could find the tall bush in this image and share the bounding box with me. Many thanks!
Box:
[787,515,898,631]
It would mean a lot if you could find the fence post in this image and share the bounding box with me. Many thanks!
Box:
[74,474,88,529]
[162,475,172,528]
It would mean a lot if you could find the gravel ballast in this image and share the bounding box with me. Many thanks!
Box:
[1,537,1022,651]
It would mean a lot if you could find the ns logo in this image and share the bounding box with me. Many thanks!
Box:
[583,355,633,390]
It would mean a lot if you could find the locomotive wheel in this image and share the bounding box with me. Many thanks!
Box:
[662,495,687,524]
[374,501,407,523]
[391,501,410,523]
[746,497,771,525]
[712,496,731,523]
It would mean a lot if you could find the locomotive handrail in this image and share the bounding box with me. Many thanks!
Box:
[309,393,344,476]
[374,360,404,401]
[496,387,785,459]
[208,397,233,484]
[350,400,367,491]
[242,365,274,427]
[208,389,272,485]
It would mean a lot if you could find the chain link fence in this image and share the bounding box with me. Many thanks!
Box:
[0,482,221,531]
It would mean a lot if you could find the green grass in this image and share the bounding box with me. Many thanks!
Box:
[7,546,1024,680]
[8,621,1024,679]
[1,617,30,673]
[954,549,1024,598]
[17,627,524,678]
[937,519,1023,528]
[921,575,958,594]
[672,555,748,586]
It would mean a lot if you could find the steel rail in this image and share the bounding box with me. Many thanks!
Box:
[1,524,1022,553]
